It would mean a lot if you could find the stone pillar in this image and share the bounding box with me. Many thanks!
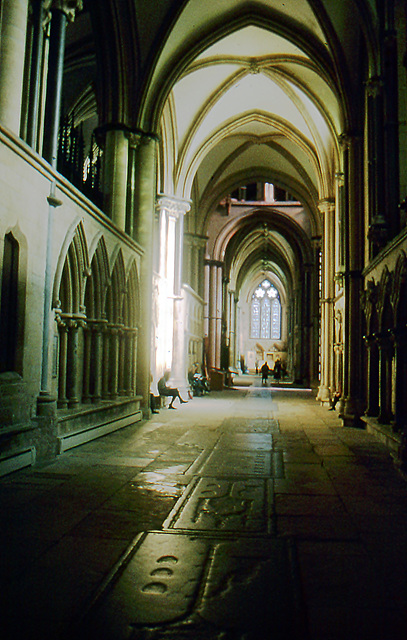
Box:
[66,317,83,408]
[92,320,105,403]
[366,77,388,255]
[383,7,400,239]
[228,291,236,370]
[103,127,129,230]
[154,195,190,386]
[204,261,210,337]
[109,326,119,400]
[215,264,223,368]
[364,335,380,417]
[82,322,92,403]
[393,329,407,432]
[102,324,110,399]
[118,327,126,395]
[340,134,364,426]
[56,316,68,408]
[26,0,47,149]
[378,332,394,423]
[42,1,83,166]
[131,132,158,414]
[0,0,29,134]
[317,199,335,402]
[207,260,222,369]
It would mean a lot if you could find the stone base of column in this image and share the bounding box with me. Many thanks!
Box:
[339,396,363,428]
[37,391,57,416]
[316,384,331,403]
[396,431,407,477]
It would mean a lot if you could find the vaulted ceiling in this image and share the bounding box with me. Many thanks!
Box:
[68,0,376,298]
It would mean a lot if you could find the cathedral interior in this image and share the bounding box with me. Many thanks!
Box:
[1,1,407,638]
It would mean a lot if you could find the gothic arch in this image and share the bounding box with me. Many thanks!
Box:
[105,249,126,323]
[124,261,140,328]
[53,220,90,313]
[0,228,27,374]
[84,236,110,320]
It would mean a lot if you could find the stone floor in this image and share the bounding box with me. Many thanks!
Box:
[1,382,407,639]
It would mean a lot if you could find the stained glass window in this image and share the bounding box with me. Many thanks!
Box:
[250,280,281,339]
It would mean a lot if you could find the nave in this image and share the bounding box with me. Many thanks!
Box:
[2,384,407,640]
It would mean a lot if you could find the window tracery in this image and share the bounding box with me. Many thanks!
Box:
[250,280,281,339]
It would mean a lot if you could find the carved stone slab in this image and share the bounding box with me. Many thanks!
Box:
[77,533,305,640]
[200,448,272,476]
[78,532,210,637]
[164,477,273,532]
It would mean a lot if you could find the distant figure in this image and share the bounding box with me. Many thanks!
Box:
[157,370,187,409]
[261,362,270,385]
[273,358,282,381]
[150,374,159,414]
[329,391,341,411]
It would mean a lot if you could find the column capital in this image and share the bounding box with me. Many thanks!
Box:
[318,198,335,215]
[44,0,83,21]
[156,194,191,218]
[184,232,208,249]
[338,131,362,149]
[204,258,224,269]
[365,75,384,98]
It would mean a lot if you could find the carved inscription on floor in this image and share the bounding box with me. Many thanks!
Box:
[164,477,273,532]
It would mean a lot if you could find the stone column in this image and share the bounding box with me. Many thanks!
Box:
[42,1,83,167]
[215,264,223,368]
[317,199,335,403]
[204,261,210,340]
[81,322,92,403]
[109,326,119,400]
[378,332,394,423]
[56,316,68,408]
[26,0,47,149]
[103,127,129,230]
[154,195,190,385]
[131,132,158,414]
[340,134,364,426]
[102,325,110,399]
[364,335,380,417]
[383,7,400,239]
[393,329,407,432]
[207,260,218,370]
[0,0,29,134]
[92,320,106,403]
[228,290,237,370]
[66,317,83,408]
[366,77,388,256]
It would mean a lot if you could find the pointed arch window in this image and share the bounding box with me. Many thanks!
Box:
[250,280,281,340]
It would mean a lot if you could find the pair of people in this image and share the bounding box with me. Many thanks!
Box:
[157,370,187,409]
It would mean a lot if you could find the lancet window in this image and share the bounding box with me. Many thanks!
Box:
[250,280,281,340]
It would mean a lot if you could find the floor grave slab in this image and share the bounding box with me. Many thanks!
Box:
[198,448,284,478]
[217,432,273,450]
[221,417,279,432]
[75,533,306,640]
[163,477,273,532]
[199,448,271,476]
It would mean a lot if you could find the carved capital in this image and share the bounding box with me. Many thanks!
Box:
[365,76,384,98]
[44,0,83,21]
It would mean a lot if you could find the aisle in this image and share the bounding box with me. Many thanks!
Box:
[1,387,407,639]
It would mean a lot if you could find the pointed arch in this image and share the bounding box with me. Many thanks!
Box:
[53,220,90,313]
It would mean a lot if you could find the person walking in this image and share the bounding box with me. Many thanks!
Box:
[157,370,188,409]
[261,361,270,385]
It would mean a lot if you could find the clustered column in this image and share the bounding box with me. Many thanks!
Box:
[155,195,190,385]
[340,133,365,426]
[204,259,224,370]
[317,198,335,403]
[0,0,29,135]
